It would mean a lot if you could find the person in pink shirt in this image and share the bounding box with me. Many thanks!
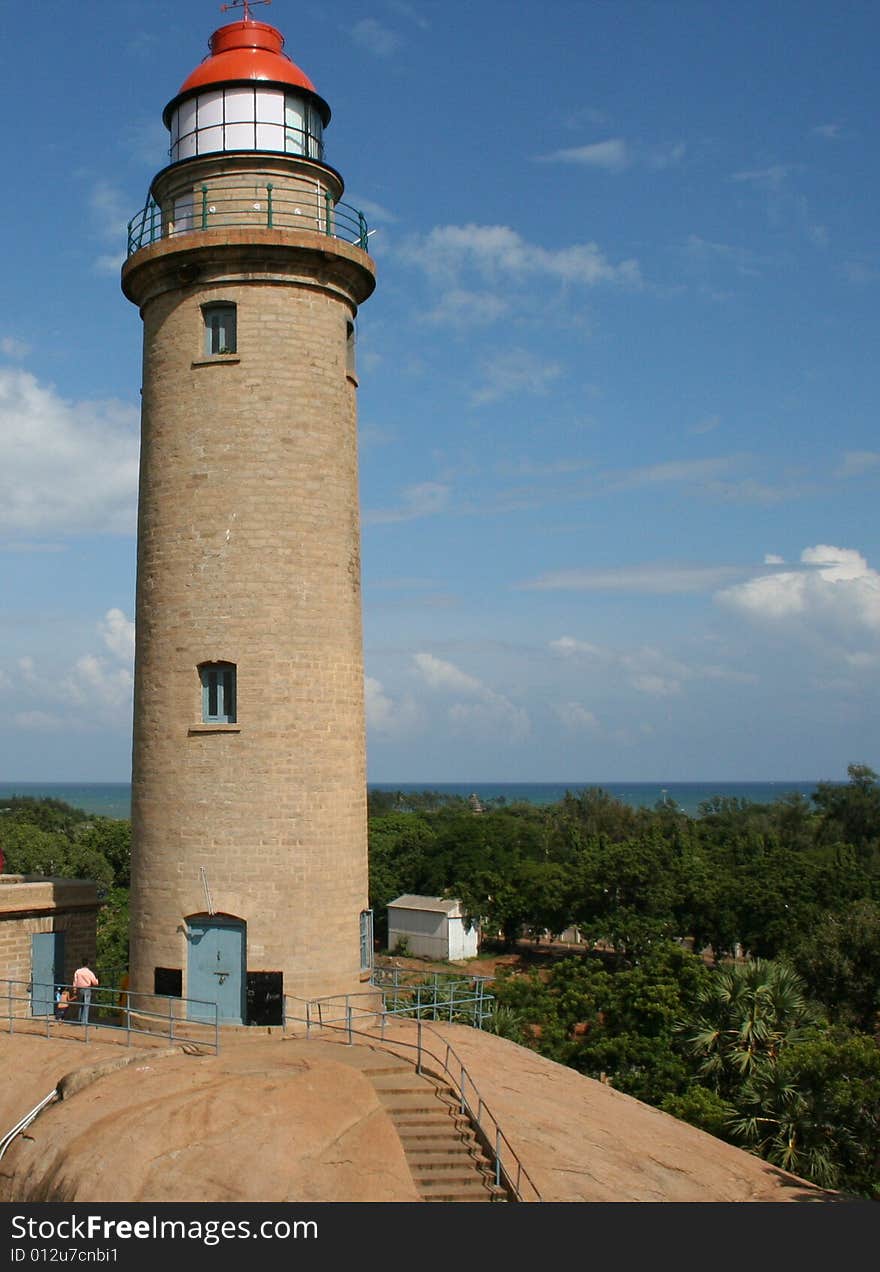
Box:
[73,962,99,1025]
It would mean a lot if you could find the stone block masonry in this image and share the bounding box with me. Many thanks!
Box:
[123,206,376,1009]
[0,876,99,996]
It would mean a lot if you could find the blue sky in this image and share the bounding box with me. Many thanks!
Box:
[1,0,878,782]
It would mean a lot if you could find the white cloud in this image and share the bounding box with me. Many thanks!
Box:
[647,141,687,169]
[365,675,420,734]
[63,654,133,711]
[764,553,785,565]
[684,235,768,278]
[413,652,483,694]
[94,253,126,275]
[63,651,132,712]
[472,350,562,405]
[412,652,529,741]
[2,609,135,733]
[536,138,685,171]
[730,165,792,190]
[1,336,30,360]
[13,711,65,731]
[843,260,880,285]
[525,562,745,594]
[350,197,398,225]
[448,698,530,741]
[363,481,450,526]
[837,451,880,478]
[537,138,630,170]
[619,457,735,488]
[424,289,509,327]
[549,635,757,696]
[351,18,401,56]
[550,636,602,657]
[716,544,880,643]
[690,413,721,435]
[401,223,641,289]
[385,0,430,30]
[0,369,139,535]
[365,675,394,727]
[89,181,132,273]
[100,609,135,663]
[631,673,681,697]
[553,701,600,730]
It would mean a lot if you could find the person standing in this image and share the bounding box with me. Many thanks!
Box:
[73,962,99,1025]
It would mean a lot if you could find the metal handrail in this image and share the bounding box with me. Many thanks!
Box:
[0,978,220,1055]
[300,974,493,1030]
[127,183,370,256]
[283,995,541,1202]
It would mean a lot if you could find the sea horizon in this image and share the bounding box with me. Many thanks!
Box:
[0,778,844,821]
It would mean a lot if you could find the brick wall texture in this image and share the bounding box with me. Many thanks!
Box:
[0,878,99,996]
[123,183,377,1010]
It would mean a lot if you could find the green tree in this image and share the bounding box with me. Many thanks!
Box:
[682,959,823,1096]
[813,763,880,867]
[788,899,880,1032]
[96,887,130,979]
[729,1028,880,1197]
[661,1085,734,1140]
[77,818,131,887]
[368,812,436,945]
[570,831,682,959]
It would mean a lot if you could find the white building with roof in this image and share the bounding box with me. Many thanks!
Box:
[387,895,479,962]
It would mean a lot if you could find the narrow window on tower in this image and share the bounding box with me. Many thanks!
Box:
[346,319,356,378]
[202,303,237,356]
[200,662,237,723]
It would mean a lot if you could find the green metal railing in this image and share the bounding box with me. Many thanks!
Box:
[370,967,494,1028]
[127,183,369,256]
[1,978,220,1054]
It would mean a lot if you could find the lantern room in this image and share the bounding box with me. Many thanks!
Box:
[162,17,331,165]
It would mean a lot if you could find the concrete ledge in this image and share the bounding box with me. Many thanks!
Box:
[0,877,99,917]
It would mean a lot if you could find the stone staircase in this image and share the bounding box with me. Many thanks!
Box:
[301,1039,507,1202]
[370,1064,507,1202]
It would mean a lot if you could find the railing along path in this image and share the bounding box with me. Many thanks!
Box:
[283,990,541,1203]
[0,978,220,1054]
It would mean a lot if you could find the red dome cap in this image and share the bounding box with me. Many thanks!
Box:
[163,18,330,129]
[179,20,318,94]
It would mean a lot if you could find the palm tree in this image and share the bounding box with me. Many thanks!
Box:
[726,1064,839,1189]
[681,959,823,1095]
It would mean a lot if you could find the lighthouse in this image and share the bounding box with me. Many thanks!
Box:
[121,3,376,1023]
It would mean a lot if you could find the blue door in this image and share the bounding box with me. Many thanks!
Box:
[31,932,64,1017]
[186,919,246,1023]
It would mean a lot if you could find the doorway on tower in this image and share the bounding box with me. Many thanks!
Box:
[185,915,246,1024]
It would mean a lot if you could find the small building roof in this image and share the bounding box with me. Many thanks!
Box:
[387,894,464,916]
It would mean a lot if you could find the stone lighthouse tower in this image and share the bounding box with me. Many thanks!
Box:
[121,3,376,1023]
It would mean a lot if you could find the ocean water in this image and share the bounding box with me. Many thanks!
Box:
[0,779,839,821]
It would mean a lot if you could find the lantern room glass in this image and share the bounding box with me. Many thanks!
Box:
[169,88,324,162]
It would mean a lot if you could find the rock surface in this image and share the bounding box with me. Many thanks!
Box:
[374,1021,833,1202]
[0,1034,417,1203]
[0,1026,834,1203]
